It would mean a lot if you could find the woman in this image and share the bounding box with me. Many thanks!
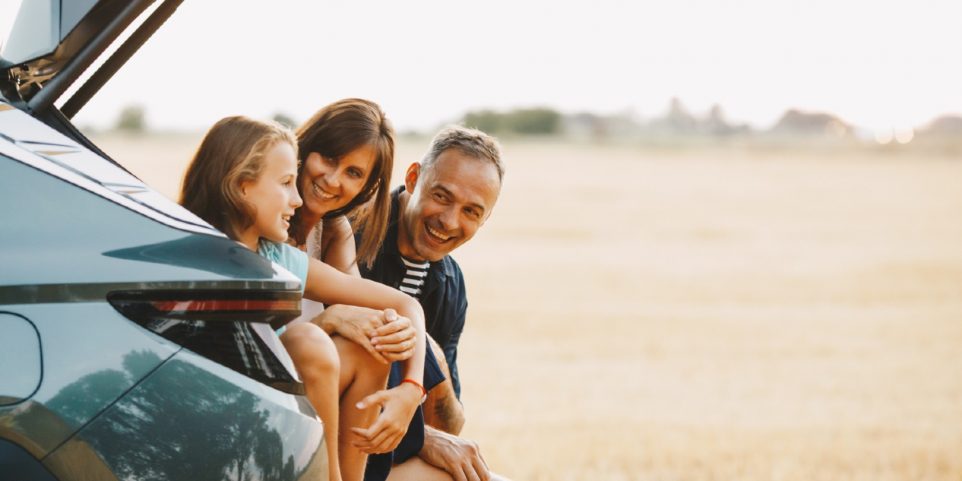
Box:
[289,100,454,481]
[289,99,434,481]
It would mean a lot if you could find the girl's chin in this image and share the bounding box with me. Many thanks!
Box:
[263,232,289,244]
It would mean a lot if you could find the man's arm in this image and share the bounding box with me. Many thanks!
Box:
[418,426,491,481]
[422,335,464,434]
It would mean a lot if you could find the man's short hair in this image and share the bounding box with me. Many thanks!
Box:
[421,126,504,183]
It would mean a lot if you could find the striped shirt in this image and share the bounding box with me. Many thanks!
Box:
[398,256,430,299]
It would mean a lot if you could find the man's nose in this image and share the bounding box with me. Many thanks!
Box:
[438,205,458,230]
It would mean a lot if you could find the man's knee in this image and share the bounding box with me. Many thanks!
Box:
[386,457,453,481]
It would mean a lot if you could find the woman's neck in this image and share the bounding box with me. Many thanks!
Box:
[295,211,323,247]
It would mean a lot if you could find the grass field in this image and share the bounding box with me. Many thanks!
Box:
[93,132,962,480]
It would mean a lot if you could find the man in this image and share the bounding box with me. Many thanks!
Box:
[361,126,506,481]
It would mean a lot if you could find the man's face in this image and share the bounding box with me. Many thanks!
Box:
[397,149,501,262]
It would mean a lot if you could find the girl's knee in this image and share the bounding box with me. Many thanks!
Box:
[282,323,340,380]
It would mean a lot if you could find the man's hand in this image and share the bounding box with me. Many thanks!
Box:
[350,383,423,454]
[419,426,490,481]
[313,306,415,363]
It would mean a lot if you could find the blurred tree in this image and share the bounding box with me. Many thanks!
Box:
[115,104,147,132]
[271,112,298,129]
[463,109,503,133]
[463,107,561,135]
[506,108,561,135]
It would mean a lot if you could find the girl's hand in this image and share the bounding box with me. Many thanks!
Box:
[350,383,423,454]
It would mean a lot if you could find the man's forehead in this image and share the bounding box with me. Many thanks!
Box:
[422,151,500,204]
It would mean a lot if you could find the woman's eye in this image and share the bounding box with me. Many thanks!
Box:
[348,168,363,179]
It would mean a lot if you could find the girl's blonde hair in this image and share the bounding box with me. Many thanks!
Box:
[179,116,298,239]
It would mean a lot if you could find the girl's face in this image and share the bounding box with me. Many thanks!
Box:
[299,144,377,217]
[240,141,302,245]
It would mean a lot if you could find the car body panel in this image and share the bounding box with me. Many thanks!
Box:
[44,349,326,481]
[0,99,216,236]
[0,144,300,290]
[0,313,43,406]
[0,303,179,459]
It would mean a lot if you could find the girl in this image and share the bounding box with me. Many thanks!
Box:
[180,116,427,481]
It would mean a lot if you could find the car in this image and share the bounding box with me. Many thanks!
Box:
[0,1,327,480]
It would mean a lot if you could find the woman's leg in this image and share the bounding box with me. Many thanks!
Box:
[334,335,391,481]
[281,323,342,481]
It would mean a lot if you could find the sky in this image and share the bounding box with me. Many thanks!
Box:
[2,0,961,133]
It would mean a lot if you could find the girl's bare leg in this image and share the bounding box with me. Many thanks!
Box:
[281,323,343,481]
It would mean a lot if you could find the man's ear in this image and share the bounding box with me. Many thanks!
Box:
[404,162,421,194]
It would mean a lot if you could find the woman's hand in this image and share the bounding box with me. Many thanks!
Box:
[314,305,417,363]
[350,382,423,454]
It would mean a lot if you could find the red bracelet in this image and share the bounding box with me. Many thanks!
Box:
[401,378,427,403]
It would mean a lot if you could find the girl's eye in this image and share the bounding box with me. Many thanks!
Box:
[348,168,363,179]
[323,156,337,166]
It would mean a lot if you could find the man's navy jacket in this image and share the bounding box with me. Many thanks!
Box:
[359,186,468,398]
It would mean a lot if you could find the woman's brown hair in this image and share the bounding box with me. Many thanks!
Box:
[179,116,297,240]
[290,98,394,269]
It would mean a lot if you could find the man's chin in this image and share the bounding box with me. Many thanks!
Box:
[413,243,447,262]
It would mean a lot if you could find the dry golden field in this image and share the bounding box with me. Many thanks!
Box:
[93,132,962,481]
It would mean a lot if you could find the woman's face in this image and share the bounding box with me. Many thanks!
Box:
[299,144,377,217]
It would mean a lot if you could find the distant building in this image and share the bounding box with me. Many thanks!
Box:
[770,109,853,138]
[917,115,962,138]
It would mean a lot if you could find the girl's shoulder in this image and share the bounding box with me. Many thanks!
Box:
[257,239,309,287]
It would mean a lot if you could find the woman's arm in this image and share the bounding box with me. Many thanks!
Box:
[318,215,361,276]
[303,256,426,452]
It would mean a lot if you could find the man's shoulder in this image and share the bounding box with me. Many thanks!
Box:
[437,254,464,282]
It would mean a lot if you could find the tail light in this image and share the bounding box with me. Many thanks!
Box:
[108,289,305,395]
